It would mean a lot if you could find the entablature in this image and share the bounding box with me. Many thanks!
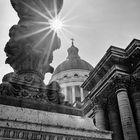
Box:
[82,39,140,92]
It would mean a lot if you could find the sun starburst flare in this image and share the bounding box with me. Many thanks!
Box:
[17,0,84,52]
[49,17,64,33]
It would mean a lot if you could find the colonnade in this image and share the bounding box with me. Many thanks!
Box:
[92,77,140,140]
[62,86,85,103]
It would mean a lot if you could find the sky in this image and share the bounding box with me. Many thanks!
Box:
[0,0,140,84]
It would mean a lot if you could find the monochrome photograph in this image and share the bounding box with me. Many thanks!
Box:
[0,0,140,140]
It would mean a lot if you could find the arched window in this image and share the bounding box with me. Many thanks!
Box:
[74,74,78,77]
[64,75,68,78]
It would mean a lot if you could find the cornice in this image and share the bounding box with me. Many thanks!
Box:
[82,47,126,91]
[89,65,129,98]
[125,38,140,55]
[82,39,140,91]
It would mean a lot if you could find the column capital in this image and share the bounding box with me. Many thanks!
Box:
[93,96,107,106]
[129,52,140,72]
[130,72,140,92]
[110,74,130,93]
[92,97,107,114]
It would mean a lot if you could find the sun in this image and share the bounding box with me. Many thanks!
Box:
[17,0,80,46]
[49,17,64,33]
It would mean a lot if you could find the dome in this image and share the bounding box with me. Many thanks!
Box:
[53,41,93,75]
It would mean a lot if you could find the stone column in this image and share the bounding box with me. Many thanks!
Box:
[130,81,140,137]
[72,86,75,103]
[63,87,67,101]
[93,100,106,130]
[80,88,84,101]
[116,87,139,140]
[108,99,124,140]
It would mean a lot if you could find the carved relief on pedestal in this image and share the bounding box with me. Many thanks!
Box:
[0,127,90,140]
[0,73,64,104]
[46,81,65,104]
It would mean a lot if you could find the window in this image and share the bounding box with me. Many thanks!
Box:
[74,74,78,77]
[64,75,68,78]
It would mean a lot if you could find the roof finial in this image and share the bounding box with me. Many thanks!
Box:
[71,38,74,46]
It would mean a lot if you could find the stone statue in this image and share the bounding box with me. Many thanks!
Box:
[0,0,64,103]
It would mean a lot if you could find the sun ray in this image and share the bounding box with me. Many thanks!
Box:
[61,28,76,37]
[44,31,56,66]
[37,31,56,71]
[39,0,54,19]
[53,0,58,17]
[60,15,79,24]
[64,24,90,29]
[21,1,50,21]
[30,21,50,26]
[58,0,80,24]
[58,29,71,45]
[17,26,50,40]
[34,29,53,49]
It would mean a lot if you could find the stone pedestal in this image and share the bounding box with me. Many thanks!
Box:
[0,104,112,140]
[108,103,123,140]
[116,88,139,140]
[94,103,106,130]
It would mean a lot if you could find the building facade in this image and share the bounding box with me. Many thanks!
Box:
[81,39,140,140]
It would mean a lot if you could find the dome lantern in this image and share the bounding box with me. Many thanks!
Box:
[52,39,93,75]
[67,38,80,59]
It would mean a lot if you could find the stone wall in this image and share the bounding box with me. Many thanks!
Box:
[0,104,112,140]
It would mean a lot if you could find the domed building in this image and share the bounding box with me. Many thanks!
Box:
[50,40,93,104]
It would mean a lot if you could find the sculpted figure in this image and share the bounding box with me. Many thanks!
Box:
[6,0,63,76]
[1,0,63,102]
[46,81,65,104]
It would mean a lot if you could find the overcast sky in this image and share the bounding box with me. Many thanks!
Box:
[0,0,140,83]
